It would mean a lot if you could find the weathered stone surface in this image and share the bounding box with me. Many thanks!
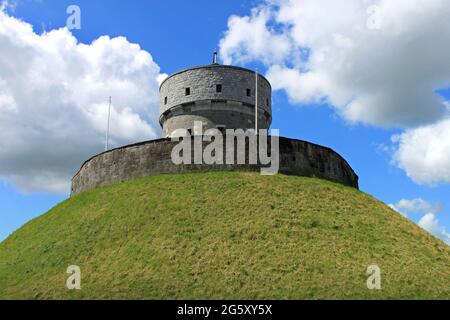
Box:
[159,64,272,137]
[71,136,359,195]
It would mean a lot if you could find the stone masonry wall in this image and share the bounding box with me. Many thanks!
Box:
[160,65,272,115]
[161,103,271,137]
[71,137,359,196]
[159,65,272,137]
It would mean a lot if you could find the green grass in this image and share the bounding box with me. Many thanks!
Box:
[0,172,449,300]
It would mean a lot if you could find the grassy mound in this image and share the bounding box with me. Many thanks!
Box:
[0,172,448,300]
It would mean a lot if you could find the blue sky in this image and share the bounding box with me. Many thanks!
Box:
[1,0,449,243]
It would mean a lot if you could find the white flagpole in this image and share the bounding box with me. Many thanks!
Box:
[105,96,111,152]
[255,69,258,135]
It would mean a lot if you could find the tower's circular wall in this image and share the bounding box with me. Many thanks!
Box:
[159,65,272,137]
[71,137,359,196]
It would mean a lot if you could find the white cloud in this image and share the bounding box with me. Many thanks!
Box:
[220,0,450,186]
[390,198,449,245]
[219,0,450,127]
[0,10,163,194]
[392,118,450,185]
[389,198,441,217]
[0,0,14,12]
[219,7,292,66]
[418,213,450,245]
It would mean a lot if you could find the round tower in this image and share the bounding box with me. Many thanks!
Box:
[159,56,272,137]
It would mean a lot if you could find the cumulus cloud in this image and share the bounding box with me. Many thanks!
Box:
[219,0,450,186]
[392,118,450,185]
[390,198,449,245]
[389,198,441,217]
[0,10,163,193]
[220,7,292,66]
[418,213,450,245]
[0,0,14,12]
[219,0,450,127]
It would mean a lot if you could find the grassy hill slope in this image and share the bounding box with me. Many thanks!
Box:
[0,172,449,299]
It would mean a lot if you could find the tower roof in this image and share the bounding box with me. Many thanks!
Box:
[159,63,272,91]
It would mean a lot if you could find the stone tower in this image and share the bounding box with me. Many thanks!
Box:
[71,53,360,195]
[159,52,272,137]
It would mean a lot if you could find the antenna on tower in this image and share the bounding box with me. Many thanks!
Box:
[213,49,218,64]
[105,96,112,152]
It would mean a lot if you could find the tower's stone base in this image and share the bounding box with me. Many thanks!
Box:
[71,136,359,196]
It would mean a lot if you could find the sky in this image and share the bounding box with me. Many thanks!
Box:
[0,0,449,244]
